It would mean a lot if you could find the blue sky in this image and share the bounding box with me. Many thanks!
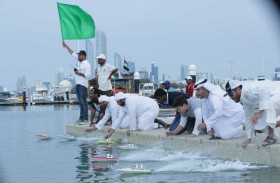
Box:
[1,0,280,90]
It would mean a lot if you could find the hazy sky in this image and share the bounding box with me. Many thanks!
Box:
[1,0,280,90]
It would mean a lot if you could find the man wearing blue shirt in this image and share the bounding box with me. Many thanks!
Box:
[162,80,176,92]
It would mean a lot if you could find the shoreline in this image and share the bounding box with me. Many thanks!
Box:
[66,122,280,168]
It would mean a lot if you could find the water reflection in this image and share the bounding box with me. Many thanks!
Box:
[75,142,119,182]
[53,104,71,111]
[0,106,26,111]
[0,104,78,112]
[75,144,94,182]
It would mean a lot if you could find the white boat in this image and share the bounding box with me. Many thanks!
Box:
[31,93,45,102]
[139,83,159,97]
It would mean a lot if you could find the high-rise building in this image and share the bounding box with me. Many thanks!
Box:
[0,85,3,91]
[55,68,64,86]
[139,69,149,80]
[114,52,122,74]
[150,62,154,81]
[122,60,135,74]
[128,61,135,73]
[65,74,75,87]
[16,75,27,93]
[85,39,94,78]
[150,62,158,83]
[154,66,158,83]
[181,65,188,80]
[96,30,107,58]
[28,86,36,97]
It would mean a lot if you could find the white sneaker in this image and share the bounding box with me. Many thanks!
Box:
[75,119,83,125]
[79,120,88,125]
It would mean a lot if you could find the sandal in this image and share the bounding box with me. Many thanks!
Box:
[262,136,277,146]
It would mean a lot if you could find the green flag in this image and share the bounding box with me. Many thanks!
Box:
[57,3,95,40]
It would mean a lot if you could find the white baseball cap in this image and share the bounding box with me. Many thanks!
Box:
[185,76,192,80]
[96,54,106,60]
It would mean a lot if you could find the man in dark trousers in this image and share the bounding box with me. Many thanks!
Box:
[154,88,195,133]
[62,41,92,124]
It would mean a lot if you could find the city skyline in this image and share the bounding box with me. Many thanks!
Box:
[1,0,280,90]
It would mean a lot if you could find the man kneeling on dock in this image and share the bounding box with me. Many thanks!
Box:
[85,95,129,133]
[195,79,245,140]
[154,88,189,130]
[88,88,105,127]
[166,95,203,137]
[104,93,160,139]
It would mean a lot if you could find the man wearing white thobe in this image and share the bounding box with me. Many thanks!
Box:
[85,95,129,133]
[195,79,245,140]
[105,92,159,138]
[225,80,280,147]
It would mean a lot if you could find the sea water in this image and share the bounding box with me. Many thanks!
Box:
[0,105,280,183]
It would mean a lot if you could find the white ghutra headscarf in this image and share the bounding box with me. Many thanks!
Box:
[114,92,129,101]
[194,79,226,97]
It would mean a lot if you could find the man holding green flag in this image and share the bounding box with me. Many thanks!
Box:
[57,2,95,39]
[63,41,92,124]
[58,3,95,124]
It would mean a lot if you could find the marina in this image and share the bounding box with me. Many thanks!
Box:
[1,1,280,182]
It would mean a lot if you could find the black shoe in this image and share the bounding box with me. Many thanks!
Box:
[154,118,170,129]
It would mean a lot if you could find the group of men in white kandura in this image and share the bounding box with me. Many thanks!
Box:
[85,77,280,147]
[193,78,280,147]
[194,79,245,140]
[85,92,161,138]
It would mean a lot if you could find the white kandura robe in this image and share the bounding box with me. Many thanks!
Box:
[240,80,280,139]
[202,83,245,139]
[96,97,128,130]
[112,95,159,131]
